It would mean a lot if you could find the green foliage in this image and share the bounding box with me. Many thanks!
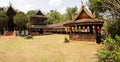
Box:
[103,0,120,37]
[0,9,8,29]
[89,0,105,11]
[14,11,28,35]
[45,7,78,24]
[64,37,69,43]
[26,22,31,28]
[0,8,8,35]
[25,35,33,39]
[26,10,36,28]
[98,35,120,62]
[97,0,120,61]
[46,10,63,24]
[14,11,28,28]
[64,7,78,21]
[89,0,120,37]
[88,0,107,19]
[26,10,36,21]
[104,18,120,38]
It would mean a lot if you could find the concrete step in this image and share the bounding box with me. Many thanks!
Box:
[4,31,14,36]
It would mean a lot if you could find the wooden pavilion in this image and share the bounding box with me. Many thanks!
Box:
[64,5,104,42]
[29,10,49,35]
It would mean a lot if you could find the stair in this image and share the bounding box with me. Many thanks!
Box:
[4,31,15,36]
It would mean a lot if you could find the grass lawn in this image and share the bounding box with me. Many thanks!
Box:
[0,34,100,62]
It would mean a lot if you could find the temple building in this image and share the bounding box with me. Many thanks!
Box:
[1,5,17,36]
[64,5,104,42]
[6,5,17,31]
[28,10,49,35]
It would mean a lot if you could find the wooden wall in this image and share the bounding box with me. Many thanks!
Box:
[69,33,96,42]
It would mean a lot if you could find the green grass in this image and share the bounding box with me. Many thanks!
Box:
[0,34,99,62]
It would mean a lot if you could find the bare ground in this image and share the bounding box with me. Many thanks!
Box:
[0,34,100,62]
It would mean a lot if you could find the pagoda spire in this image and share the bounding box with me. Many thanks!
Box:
[9,1,12,6]
[81,0,83,5]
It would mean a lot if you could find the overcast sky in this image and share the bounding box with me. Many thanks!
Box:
[0,0,88,14]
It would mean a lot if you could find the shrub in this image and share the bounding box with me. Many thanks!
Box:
[25,35,33,39]
[64,37,69,43]
[98,35,120,62]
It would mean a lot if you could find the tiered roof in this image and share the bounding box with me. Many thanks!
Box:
[6,5,16,16]
[31,10,47,18]
[64,5,104,26]
[30,10,48,28]
[74,5,94,20]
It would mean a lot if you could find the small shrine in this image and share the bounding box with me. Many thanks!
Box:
[64,5,104,42]
[29,10,48,35]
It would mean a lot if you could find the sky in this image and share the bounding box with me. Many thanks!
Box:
[0,0,89,14]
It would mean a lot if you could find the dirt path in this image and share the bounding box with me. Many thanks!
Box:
[0,34,101,62]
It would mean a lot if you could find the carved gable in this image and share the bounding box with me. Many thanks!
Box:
[74,5,94,20]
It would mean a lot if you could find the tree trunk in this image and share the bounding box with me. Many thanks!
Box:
[19,29,22,36]
[24,28,26,36]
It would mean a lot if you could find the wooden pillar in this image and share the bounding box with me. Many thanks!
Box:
[28,28,31,35]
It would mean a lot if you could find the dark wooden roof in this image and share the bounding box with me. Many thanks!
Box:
[48,21,70,28]
[74,5,94,20]
[64,5,104,26]
[48,23,64,27]
[6,5,16,16]
[30,25,50,29]
[31,10,47,19]
[31,15,47,18]
[64,19,104,26]
[36,10,44,16]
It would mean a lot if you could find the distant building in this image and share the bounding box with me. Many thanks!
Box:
[47,22,69,34]
[28,10,49,35]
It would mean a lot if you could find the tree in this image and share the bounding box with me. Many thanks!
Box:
[98,35,120,62]
[89,0,120,62]
[64,7,78,21]
[46,10,63,24]
[45,7,78,24]
[102,0,120,37]
[89,0,120,37]
[26,10,36,28]
[88,0,108,19]
[14,11,28,35]
[0,8,8,35]
[26,10,36,21]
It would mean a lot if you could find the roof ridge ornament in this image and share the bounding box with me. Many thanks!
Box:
[9,1,12,6]
[81,0,83,5]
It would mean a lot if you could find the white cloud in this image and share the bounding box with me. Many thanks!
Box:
[49,0,62,6]
[0,0,39,13]
[0,0,9,7]
[18,4,39,13]
[0,0,88,14]
[58,7,66,14]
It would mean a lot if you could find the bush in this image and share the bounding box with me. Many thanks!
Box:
[25,35,33,39]
[98,35,120,62]
[104,18,120,38]
[64,37,69,43]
